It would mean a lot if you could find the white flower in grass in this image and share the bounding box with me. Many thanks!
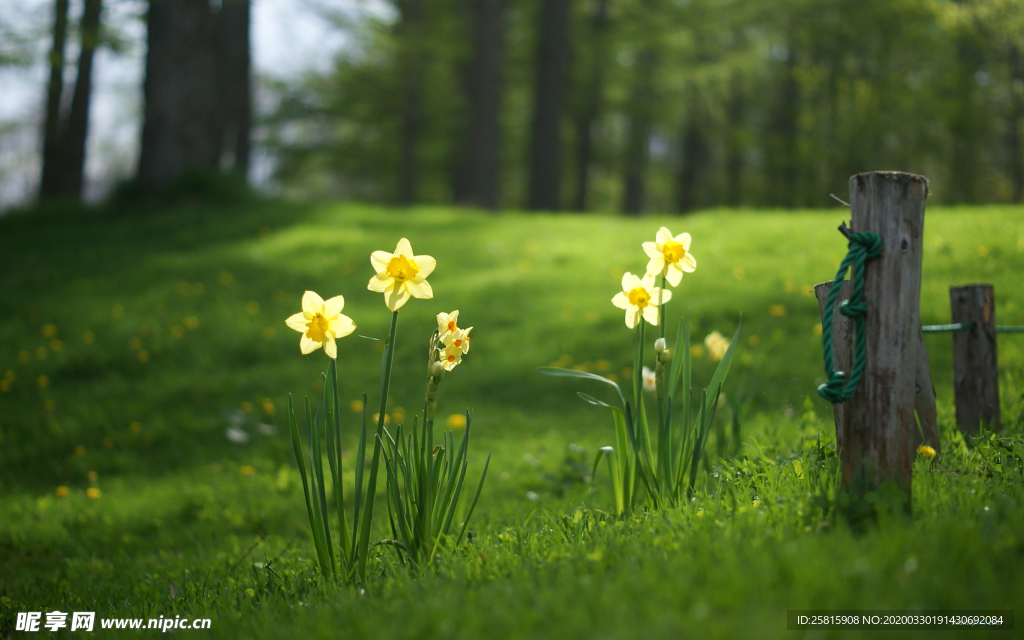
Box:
[611,272,671,328]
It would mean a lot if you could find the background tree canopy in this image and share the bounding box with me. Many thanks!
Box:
[263,0,1024,211]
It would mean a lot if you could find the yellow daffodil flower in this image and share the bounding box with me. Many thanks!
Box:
[611,272,671,328]
[437,310,460,337]
[443,327,473,354]
[285,290,356,359]
[368,238,435,311]
[643,227,697,287]
[438,344,464,371]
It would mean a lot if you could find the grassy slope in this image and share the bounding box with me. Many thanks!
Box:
[1,201,1023,638]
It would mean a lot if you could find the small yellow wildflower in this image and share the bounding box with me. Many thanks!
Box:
[392,406,406,423]
[611,272,671,329]
[261,398,276,416]
[447,413,467,429]
[37,375,50,389]
[368,238,435,311]
[690,344,705,358]
[350,399,364,413]
[240,465,255,476]
[769,304,787,317]
[42,323,58,338]
[284,290,356,359]
[86,488,101,499]
[917,444,936,459]
[642,227,697,286]
[56,486,69,498]
[704,331,730,362]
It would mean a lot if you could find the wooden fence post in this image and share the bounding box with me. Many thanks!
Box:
[950,284,1000,435]
[816,280,940,458]
[845,171,927,511]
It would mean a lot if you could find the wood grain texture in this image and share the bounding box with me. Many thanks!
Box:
[846,171,927,504]
[815,280,852,454]
[950,284,1000,435]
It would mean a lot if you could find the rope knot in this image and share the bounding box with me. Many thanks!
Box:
[849,231,882,258]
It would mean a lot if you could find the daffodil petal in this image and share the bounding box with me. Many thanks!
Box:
[330,314,356,338]
[371,251,393,271]
[642,305,661,326]
[324,295,345,318]
[677,232,692,250]
[612,292,631,310]
[285,312,307,332]
[646,256,666,278]
[406,276,433,299]
[652,287,672,305]
[681,253,697,272]
[385,284,411,311]
[324,335,337,359]
[625,308,640,329]
[414,255,436,278]
[642,242,660,259]
[666,265,683,287]
[639,273,656,290]
[395,238,414,257]
[299,334,321,354]
[656,227,673,245]
[302,290,325,315]
[368,273,392,292]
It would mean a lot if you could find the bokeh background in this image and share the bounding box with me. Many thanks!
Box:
[0,0,1022,211]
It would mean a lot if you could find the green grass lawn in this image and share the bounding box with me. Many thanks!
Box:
[2,200,1024,638]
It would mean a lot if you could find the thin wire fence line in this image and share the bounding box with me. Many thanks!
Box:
[921,322,1024,333]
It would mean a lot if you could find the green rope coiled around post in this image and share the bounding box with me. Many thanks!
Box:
[818,231,883,404]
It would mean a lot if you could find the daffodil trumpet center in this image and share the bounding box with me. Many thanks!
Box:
[446,320,457,332]
[305,313,331,342]
[386,255,419,282]
[627,287,651,309]
[661,241,686,264]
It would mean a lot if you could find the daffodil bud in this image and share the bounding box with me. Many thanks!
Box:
[659,347,672,364]
[431,360,445,380]
[653,338,667,354]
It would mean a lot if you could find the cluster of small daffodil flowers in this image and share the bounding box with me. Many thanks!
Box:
[282,236,486,580]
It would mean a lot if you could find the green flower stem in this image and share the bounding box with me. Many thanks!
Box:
[355,309,400,582]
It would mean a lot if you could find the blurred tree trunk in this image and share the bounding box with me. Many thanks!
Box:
[57,0,103,199]
[397,0,424,205]
[571,0,609,212]
[724,74,744,207]
[675,92,708,214]
[216,0,251,179]
[38,0,69,199]
[527,0,573,211]
[1008,43,1023,202]
[453,0,505,210]
[765,42,798,208]
[621,46,656,216]
[137,0,220,188]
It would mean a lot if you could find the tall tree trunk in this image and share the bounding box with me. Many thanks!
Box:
[216,0,251,179]
[527,0,572,211]
[397,0,424,205]
[621,48,656,216]
[38,0,69,199]
[765,43,798,207]
[56,0,103,199]
[137,0,220,188]
[453,0,505,210]
[1007,43,1023,203]
[675,93,708,214]
[724,74,744,207]
[571,0,608,212]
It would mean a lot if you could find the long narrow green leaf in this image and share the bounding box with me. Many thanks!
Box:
[537,367,626,407]
[350,393,368,568]
[702,320,741,421]
[289,395,330,579]
[304,396,332,580]
[456,452,491,546]
[330,359,350,561]
[311,376,335,578]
